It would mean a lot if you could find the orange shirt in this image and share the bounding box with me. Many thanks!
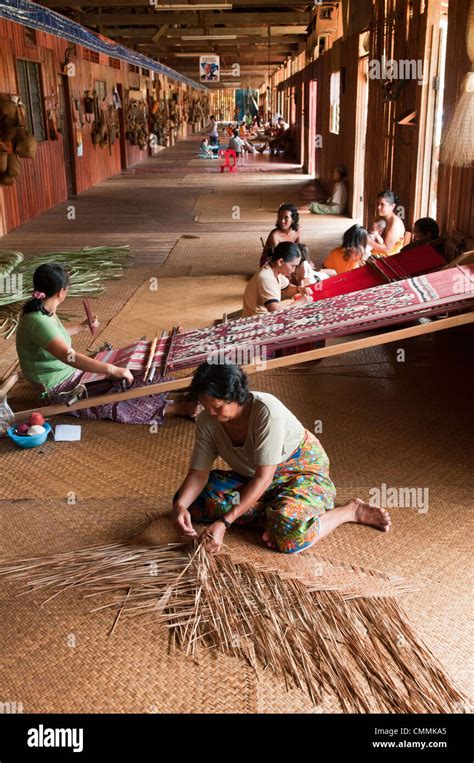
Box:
[323,247,362,274]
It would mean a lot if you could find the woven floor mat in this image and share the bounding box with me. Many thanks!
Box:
[161,223,353,276]
[88,274,246,352]
[180,173,311,186]
[0,495,470,712]
[192,190,302,223]
[0,499,257,713]
[161,233,262,276]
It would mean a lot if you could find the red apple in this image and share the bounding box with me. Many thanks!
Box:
[28,412,45,427]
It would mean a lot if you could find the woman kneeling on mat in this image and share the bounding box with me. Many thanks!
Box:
[16,263,198,424]
[243,242,312,317]
[173,363,391,554]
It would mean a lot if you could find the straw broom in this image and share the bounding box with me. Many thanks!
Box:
[0,531,467,714]
[441,0,474,167]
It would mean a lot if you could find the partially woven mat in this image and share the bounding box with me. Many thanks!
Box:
[0,504,469,713]
[0,498,258,714]
[88,274,246,351]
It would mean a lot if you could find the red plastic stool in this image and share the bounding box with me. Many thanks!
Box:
[219,149,238,173]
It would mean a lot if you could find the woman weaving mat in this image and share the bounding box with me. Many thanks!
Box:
[15,263,199,424]
[173,363,391,554]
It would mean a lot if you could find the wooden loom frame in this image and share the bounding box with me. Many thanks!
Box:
[12,311,474,422]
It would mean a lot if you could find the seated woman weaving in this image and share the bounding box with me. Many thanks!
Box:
[367,190,406,256]
[15,263,197,424]
[173,363,391,555]
[260,203,301,267]
[243,242,312,317]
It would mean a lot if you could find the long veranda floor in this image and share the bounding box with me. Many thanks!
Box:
[0,132,472,713]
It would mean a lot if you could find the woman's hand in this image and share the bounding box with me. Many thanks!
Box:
[199,521,226,554]
[173,505,197,538]
[297,285,312,296]
[109,365,134,386]
[82,315,100,331]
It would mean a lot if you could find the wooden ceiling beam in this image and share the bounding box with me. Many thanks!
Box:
[152,23,169,41]
[113,30,302,44]
[43,0,312,6]
[78,11,308,25]
[162,26,307,35]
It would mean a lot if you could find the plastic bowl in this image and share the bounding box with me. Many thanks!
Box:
[7,422,52,449]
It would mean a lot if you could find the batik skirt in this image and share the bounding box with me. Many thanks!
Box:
[189,429,336,554]
[46,369,168,425]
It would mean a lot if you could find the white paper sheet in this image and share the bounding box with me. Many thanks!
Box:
[54,425,82,442]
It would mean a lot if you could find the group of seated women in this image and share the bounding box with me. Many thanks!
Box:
[13,179,443,557]
[242,192,442,316]
[14,266,392,558]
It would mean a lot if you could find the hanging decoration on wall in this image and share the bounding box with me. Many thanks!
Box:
[83,90,95,123]
[441,0,474,168]
[45,92,60,141]
[112,86,122,111]
[0,94,37,187]
[125,90,149,150]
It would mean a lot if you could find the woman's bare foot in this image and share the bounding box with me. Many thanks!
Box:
[351,498,391,532]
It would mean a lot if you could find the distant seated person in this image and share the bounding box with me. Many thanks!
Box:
[199,138,214,158]
[243,242,313,317]
[367,190,406,256]
[228,128,256,156]
[260,203,301,267]
[228,129,245,157]
[323,224,369,275]
[256,117,289,154]
[401,217,440,253]
[225,123,235,138]
[292,244,332,287]
[309,165,348,215]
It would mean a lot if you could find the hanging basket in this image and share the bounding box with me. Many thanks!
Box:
[0,98,18,120]
[0,172,15,186]
[6,153,20,179]
[0,117,19,142]
[14,134,37,159]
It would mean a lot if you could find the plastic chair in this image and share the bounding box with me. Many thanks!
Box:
[219,149,238,173]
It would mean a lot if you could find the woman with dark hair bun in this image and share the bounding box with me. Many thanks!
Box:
[323,224,369,274]
[15,263,198,424]
[244,241,312,316]
[173,362,391,555]
[368,190,406,256]
[260,203,301,267]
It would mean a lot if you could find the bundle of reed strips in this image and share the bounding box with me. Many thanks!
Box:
[0,538,466,713]
[0,245,132,337]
